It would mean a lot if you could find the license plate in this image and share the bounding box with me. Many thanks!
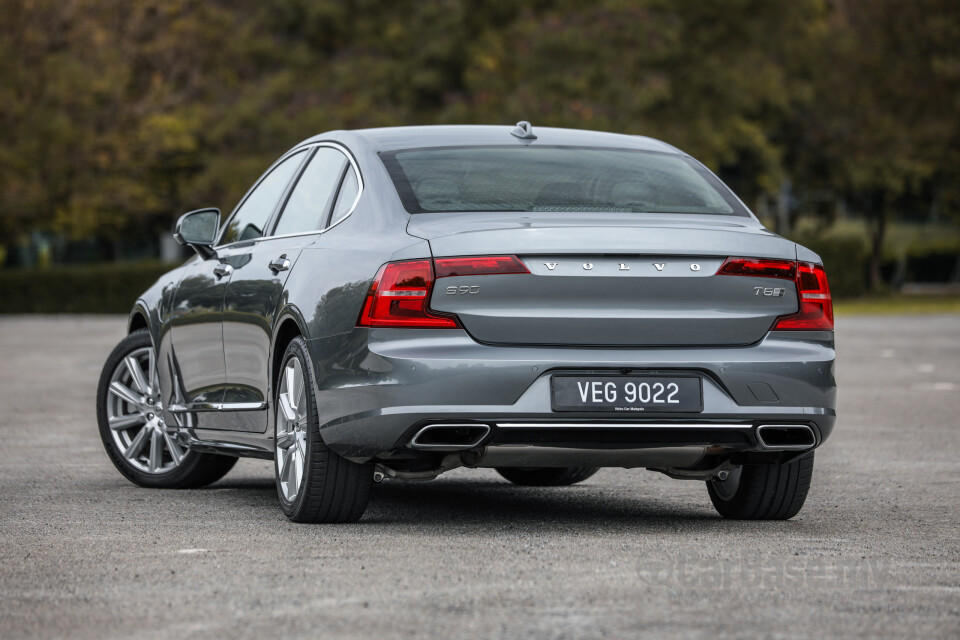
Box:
[551,375,703,412]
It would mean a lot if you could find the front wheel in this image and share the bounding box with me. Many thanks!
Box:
[96,329,237,488]
[496,467,599,486]
[706,452,815,520]
[274,337,372,523]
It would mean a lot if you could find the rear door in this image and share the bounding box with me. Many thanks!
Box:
[218,145,354,431]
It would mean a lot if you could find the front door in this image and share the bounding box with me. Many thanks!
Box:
[170,147,309,430]
[168,257,230,411]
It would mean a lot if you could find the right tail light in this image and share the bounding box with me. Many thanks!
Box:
[718,258,833,331]
[773,262,833,330]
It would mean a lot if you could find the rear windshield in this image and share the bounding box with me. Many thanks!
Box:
[380,146,745,215]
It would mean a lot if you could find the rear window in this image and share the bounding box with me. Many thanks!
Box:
[380,146,745,215]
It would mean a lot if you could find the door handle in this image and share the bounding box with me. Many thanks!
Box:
[269,256,291,274]
[213,263,233,278]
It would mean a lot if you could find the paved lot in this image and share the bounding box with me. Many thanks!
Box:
[0,315,958,639]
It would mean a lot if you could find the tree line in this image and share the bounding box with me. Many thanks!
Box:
[1,0,957,288]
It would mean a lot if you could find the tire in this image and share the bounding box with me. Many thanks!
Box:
[707,452,815,520]
[496,467,600,486]
[96,329,237,489]
[274,337,372,523]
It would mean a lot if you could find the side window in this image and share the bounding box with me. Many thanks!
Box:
[272,148,348,237]
[330,167,360,225]
[219,150,307,246]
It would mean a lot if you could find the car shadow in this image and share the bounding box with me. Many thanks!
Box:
[203,473,753,533]
[100,467,825,534]
[361,477,726,531]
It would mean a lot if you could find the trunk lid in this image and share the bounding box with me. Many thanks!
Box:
[410,213,800,347]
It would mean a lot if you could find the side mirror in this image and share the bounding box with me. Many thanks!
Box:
[174,208,220,259]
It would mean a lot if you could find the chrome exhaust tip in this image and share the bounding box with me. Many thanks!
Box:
[756,424,816,450]
[409,424,491,451]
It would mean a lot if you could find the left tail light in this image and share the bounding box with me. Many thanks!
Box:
[357,255,529,329]
[357,260,459,328]
[434,255,529,278]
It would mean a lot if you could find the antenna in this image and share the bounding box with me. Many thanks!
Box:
[510,121,537,140]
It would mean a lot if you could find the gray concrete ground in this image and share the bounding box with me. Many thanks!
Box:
[0,315,958,639]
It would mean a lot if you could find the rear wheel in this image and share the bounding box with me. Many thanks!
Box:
[707,453,815,520]
[496,467,599,486]
[96,329,237,488]
[274,337,372,523]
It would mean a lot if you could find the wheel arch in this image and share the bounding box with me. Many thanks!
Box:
[271,307,309,402]
[128,303,150,335]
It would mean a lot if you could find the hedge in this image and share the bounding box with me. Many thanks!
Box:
[0,261,178,314]
[788,232,872,298]
[0,242,955,313]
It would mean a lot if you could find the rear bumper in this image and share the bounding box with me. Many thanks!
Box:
[308,328,836,461]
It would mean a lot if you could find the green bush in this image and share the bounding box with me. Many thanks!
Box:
[0,261,179,314]
[787,231,871,298]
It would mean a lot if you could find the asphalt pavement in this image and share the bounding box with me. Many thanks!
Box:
[0,314,958,639]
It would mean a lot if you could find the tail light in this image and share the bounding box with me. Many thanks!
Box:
[717,257,833,331]
[773,262,833,330]
[358,256,528,328]
[358,260,459,328]
[716,257,797,279]
[434,255,528,278]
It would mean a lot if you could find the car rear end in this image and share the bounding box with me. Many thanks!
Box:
[316,129,835,518]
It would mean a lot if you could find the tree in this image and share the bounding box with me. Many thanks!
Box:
[0,0,956,277]
[0,1,267,253]
[444,0,828,205]
[794,0,960,289]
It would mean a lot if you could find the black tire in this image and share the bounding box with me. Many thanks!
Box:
[707,452,815,520]
[496,467,600,486]
[96,329,237,489]
[275,337,372,523]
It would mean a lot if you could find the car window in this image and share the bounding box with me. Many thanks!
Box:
[218,150,307,246]
[330,166,359,225]
[273,148,348,237]
[380,146,745,216]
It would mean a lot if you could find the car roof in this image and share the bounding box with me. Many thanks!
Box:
[299,124,683,155]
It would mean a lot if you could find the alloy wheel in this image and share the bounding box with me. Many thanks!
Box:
[276,357,308,502]
[105,345,185,474]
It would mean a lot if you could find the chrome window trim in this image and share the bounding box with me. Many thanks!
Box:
[214,148,310,249]
[214,141,364,250]
[322,161,363,234]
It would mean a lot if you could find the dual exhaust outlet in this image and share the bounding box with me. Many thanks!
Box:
[410,422,816,451]
[755,424,816,450]
[409,424,491,450]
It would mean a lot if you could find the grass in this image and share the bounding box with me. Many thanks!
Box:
[834,294,960,315]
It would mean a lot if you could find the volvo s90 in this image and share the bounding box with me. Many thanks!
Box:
[96,122,835,522]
